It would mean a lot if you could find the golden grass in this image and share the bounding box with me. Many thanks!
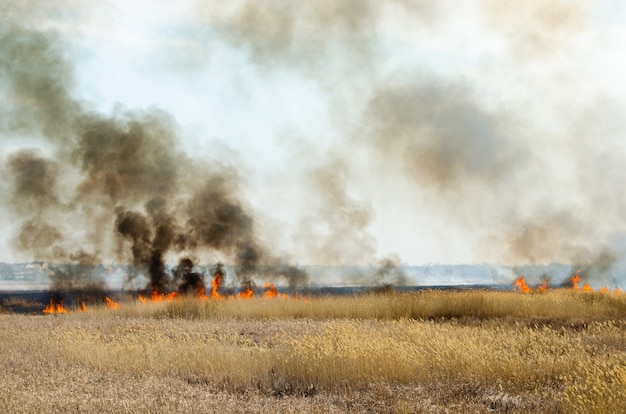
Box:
[142,289,626,321]
[1,289,625,413]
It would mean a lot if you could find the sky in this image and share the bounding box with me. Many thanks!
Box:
[2,0,626,274]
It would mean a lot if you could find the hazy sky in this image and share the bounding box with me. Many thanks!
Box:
[2,0,626,268]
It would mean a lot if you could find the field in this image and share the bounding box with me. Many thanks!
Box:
[1,289,626,413]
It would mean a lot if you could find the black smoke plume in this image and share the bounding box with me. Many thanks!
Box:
[0,25,307,292]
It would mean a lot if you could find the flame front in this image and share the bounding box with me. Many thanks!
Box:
[236,288,254,299]
[132,274,299,303]
[196,286,208,300]
[211,272,223,299]
[105,297,119,310]
[263,282,278,298]
[513,276,531,293]
[42,299,67,314]
[512,271,625,293]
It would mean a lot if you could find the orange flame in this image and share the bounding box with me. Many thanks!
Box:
[148,290,178,302]
[151,290,162,302]
[196,285,208,300]
[212,272,223,299]
[78,301,88,312]
[236,288,254,299]
[571,274,581,290]
[582,283,593,292]
[513,276,531,293]
[105,297,119,310]
[263,282,278,298]
[42,299,67,314]
[137,294,147,304]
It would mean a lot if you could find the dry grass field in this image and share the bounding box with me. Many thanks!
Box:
[1,289,626,413]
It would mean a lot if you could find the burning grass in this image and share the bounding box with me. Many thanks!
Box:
[1,289,625,413]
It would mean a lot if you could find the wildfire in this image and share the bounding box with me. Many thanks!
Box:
[138,286,219,304]
[236,288,254,299]
[196,285,208,300]
[42,299,67,314]
[132,271,298,303]
[513,275,551,293]
[263,282,278,298]
[571,274,581,290]
[105,297,119,310]
[148,290,178,302]
[211,271,223,299]
[78,301,88,312]
[512,271,625,294]
[513,276,531,293]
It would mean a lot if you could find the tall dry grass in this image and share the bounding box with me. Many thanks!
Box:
[134,289,626,321]
[1,289,625,413]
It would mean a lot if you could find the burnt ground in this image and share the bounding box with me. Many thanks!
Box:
[0,284,510,315]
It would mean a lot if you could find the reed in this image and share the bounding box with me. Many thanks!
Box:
[1,289,624,413]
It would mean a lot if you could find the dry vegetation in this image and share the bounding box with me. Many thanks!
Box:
[1,289,625,413]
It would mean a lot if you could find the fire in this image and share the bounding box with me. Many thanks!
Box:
[236,288,254,299]
[513,276,531,293]
[196,285,208,300]
[211,271,223,299]
[512,272,613,294]
[139,288,207,304]
[510,270,624,294]
[571,274,593,291]
[132,274,300,303]
[78,301,88,312]
[105,297,119,310]
[263,282,278,298]
[42,299,67,314]
[147,290,178,302]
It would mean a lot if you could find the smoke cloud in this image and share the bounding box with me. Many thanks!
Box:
[197,0,441,74]
[0,25,310,292]
[2,1,626,289]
